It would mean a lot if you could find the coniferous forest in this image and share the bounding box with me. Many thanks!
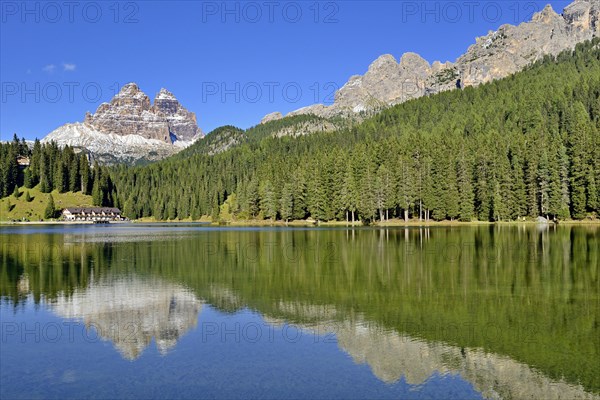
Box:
[2,40,599,222]
[111,41,600,222]
[0,136,117,207]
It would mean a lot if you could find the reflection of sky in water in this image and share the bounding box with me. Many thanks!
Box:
[3,223,364,245]
[2,276,596,399]
[1,223,348,236]
[1,224,598,399]
[13,224,416,243]
[1,296,483,400]
[47,276,203,360]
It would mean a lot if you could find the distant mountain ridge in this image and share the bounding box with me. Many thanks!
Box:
[43,83,203,165]
[41,0,599,164]
[263,0,600,122]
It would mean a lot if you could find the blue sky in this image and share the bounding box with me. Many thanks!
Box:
[1,0,572,140]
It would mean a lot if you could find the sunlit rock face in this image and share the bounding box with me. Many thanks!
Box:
[260,112,283,124]
[264,0,600,123]
[151,88,202,142]
[264,302,599,400]
[457,1,599,88]
[333,325,597,399]
[49,276,202,360]
[43,83,203,164]
[83,83,201,143]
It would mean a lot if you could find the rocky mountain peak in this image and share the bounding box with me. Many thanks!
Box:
[44,83,203,164]
[368,54,397,72]
[118,82,141,93]
[81,83,201,143]
[532,4,560,23]
[153,89,181,114]
[262,0,599,123]
[108,82,151,115]
[564,0,600,33]
[155,88,177,101]
[399,52,429,69]
[261,112,283,124]
[114,82,148,102]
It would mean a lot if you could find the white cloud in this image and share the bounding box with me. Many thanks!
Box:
[42,64,56,73]
[63,63,76,72]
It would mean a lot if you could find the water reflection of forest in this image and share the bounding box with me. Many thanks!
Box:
[1,225,598,395]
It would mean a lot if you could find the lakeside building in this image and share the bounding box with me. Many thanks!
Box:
[62,207,124,222]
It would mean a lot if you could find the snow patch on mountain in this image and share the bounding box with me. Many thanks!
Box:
[41,83,203,164]
[43,123,198,165]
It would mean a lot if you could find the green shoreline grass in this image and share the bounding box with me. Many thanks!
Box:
[132,217,599,227]
[8,218,596,227]
[2,187,597,226]
[0,186,94,222]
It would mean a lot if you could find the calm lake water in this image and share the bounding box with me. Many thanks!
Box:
[1,224,598,399]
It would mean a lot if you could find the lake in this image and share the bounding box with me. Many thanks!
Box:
[1,224,598,399]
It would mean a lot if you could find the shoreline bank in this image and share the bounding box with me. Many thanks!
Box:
[3,219,598,227]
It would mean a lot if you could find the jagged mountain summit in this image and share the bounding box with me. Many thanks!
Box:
[43,83,203,165]
[50,275,202,360]
[265,0,600,122]
[41,0,599,164]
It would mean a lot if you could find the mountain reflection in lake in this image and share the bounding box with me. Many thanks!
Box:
[48,275,202,360]
[1,225,598,399]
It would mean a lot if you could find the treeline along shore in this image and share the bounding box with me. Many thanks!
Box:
[1,40,600,224]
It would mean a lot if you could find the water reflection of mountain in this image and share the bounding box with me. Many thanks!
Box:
[262,302,599,400]
[48,276,202,360]
[2,225,597,394]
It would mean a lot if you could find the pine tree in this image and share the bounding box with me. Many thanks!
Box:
[474,157,491,221]
[357,155,376,223]
[246,179,260,218]
[44,194,56,219]
[429,142,447,221]
[557,143,571,219]
[547,139,568,219]
[179,191,191,219]
[340,163,358,222]
[280,182,294,223]
[397,154,416,221]
[80,155,90,194]
[69,156,80,192]
[153,197,165,220]
[307,167,328,222]
[567,102,591,219]
[592,125,600,215]
[54,158,68,193]
[92,179,103,206]
[586,168,598,213]
[524,158,539,217]
[2,146,19,197]
[509,150,527,220]
[29,139,41,187]
[375,164,391,221]
[457,154,474,222]
[260,180,278,220]
[538,148,551,218]
[290,171,308,220]
[39,152,51,193]
[446,160,460,221]
[23,168,34,189]
[168,196,178,220]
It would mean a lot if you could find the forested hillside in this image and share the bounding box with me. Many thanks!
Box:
[111,40,600,222]
[0,136,117,208]
[176,114,344,158]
